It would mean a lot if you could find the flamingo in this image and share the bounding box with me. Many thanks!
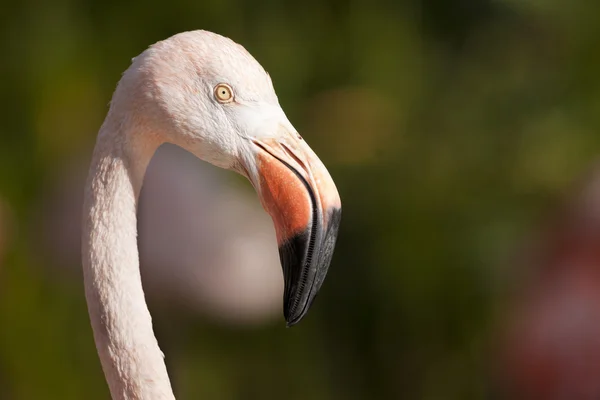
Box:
[81,30,342,399]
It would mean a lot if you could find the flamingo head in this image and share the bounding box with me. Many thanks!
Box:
[118,30,342,326]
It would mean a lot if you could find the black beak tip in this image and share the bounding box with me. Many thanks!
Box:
[284,307,310,327]
[279,207,341,329]
[283,294,307,327]
[285,319,302,328]
[285,319,297,328]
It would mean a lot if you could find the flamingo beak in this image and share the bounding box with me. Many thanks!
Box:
[241,133,341,326]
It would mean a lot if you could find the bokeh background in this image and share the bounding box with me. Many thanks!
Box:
[3,0,600,398]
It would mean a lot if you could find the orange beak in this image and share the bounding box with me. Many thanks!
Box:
[241,133,341,326]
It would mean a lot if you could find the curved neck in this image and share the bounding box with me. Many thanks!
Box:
[82,117,174,399]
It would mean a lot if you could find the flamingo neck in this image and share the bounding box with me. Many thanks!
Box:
[82,116,174,400]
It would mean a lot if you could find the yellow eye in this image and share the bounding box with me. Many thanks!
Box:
[214,83,234,103]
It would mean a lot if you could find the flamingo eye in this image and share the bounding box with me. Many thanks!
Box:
[214,83,234,103]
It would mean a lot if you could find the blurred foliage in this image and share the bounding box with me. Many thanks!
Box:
[2,0,600,399]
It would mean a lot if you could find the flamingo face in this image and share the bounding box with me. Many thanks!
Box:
[127,31,342,325]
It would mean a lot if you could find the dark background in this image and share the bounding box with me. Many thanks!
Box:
[2,0,600,398]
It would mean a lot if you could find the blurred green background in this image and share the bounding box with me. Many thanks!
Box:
[2,0,600,399]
